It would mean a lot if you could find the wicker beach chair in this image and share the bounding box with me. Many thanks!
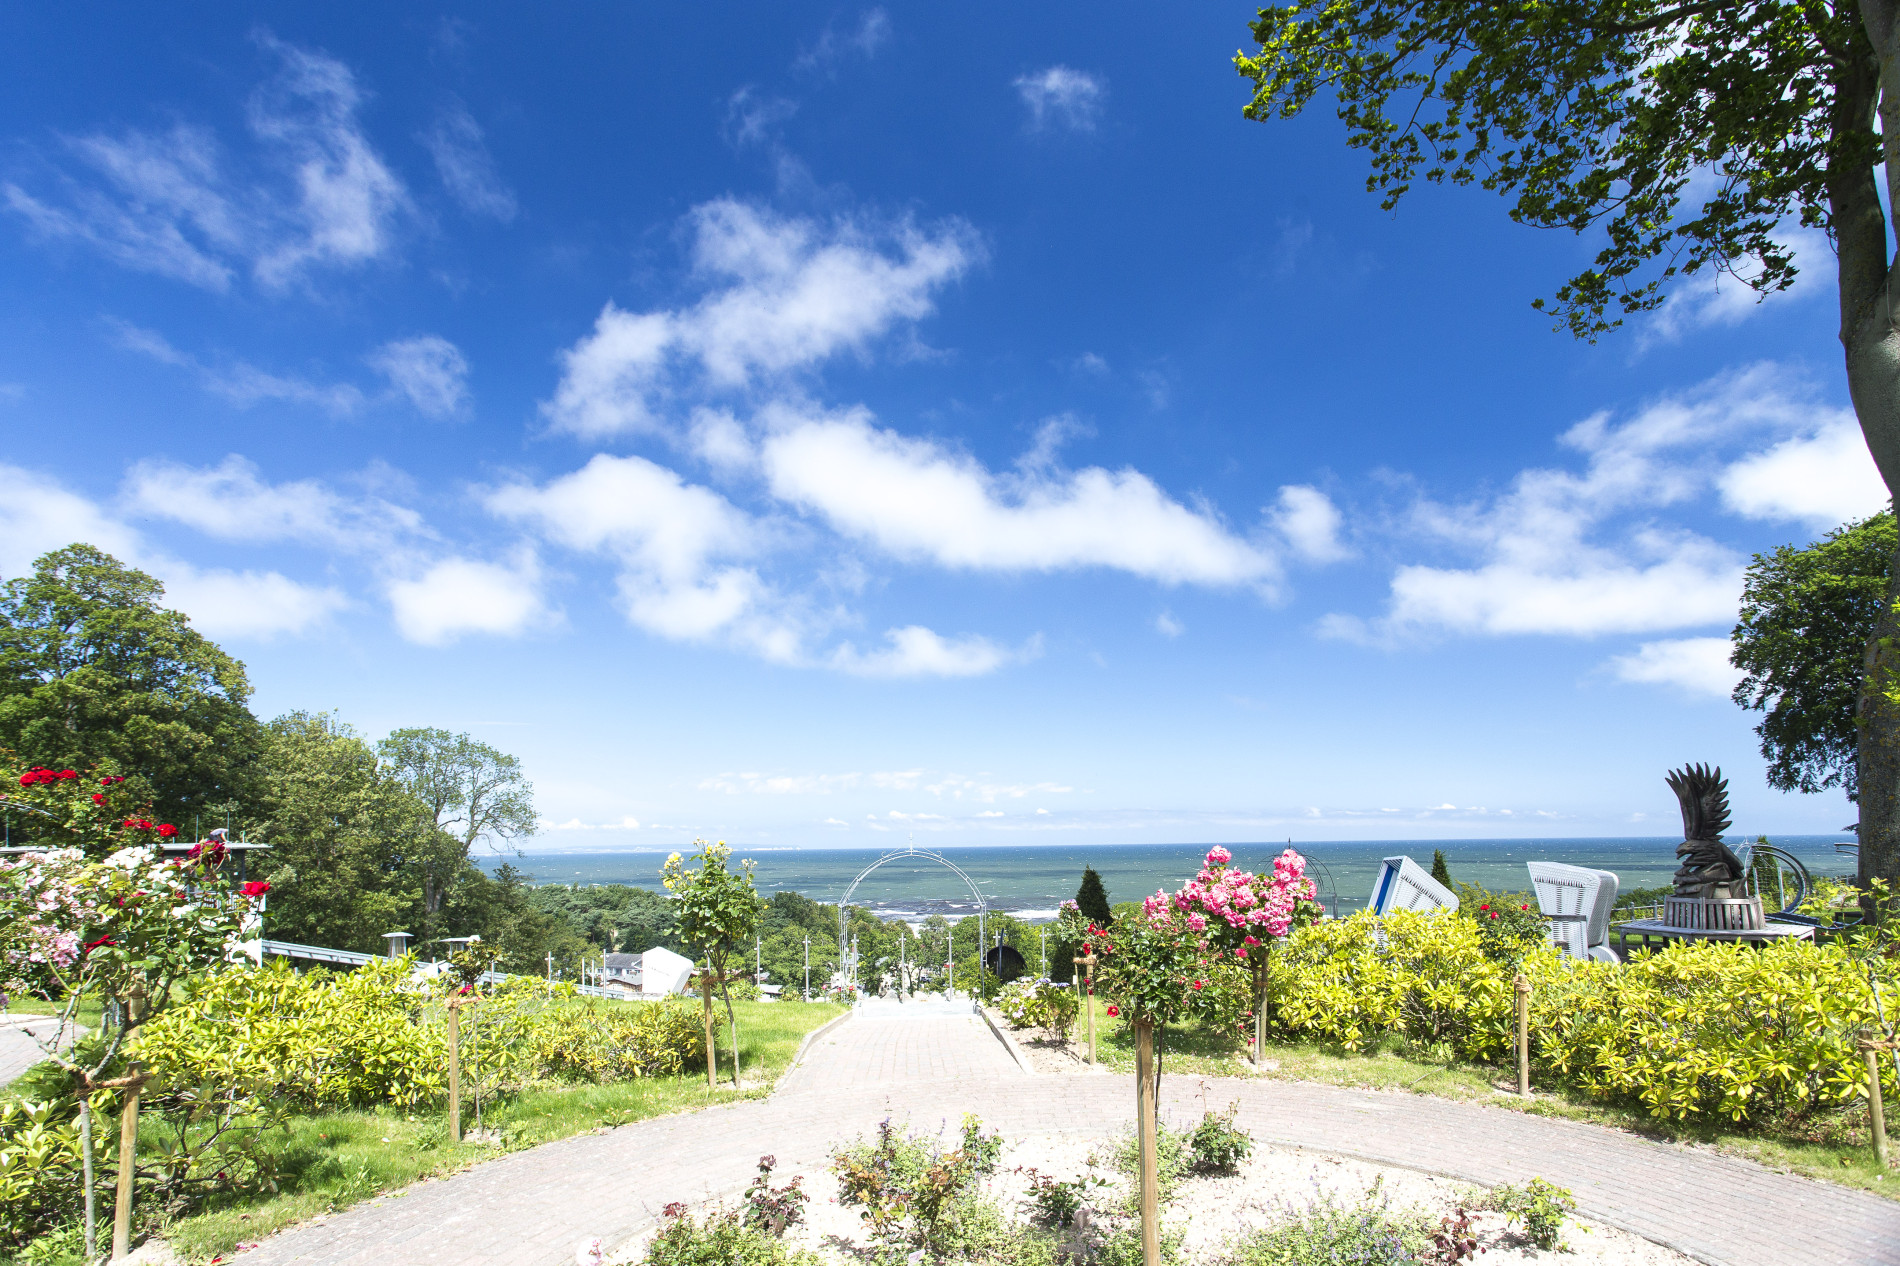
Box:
[1367,855,1459,915]
[1527,861,1620,963]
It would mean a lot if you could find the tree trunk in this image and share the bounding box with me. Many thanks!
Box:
[722,980,741,1088]
[1838,9,1900,906]
[1251,951,1269,1066]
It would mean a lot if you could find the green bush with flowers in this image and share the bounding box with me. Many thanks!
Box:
[995,979,1079,1038]
[1453,883,1548,964]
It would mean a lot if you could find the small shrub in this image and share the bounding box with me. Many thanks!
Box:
[643,1204,818,1266]
[1454,884,1547,965]
[1225,1192,1428,1266]
[1187,1102,1252,1173]
[996,980,1078,1037]
[0,1100,87,1249]
[1097,1219,1185,1266]
[1018,1166,1107,1227]
[1110,1122,1192,1207]
[831,1115,1004,1255]
[741,1155,808,1237]
[1487,1177,1574,1251]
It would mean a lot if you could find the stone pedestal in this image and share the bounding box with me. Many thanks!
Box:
[1662,896,1764,931]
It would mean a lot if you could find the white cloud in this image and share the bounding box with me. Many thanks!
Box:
[1155,611,1184,637]
[369,335,470,418]
[541,200,976,437]
[110,319,365,416]
[1272,485,1351,563]
[385,550,550,646]
[1610,637,1740,699]
[1719,414,1887,528]
[0,462,344,638]
[1333,366,1849,642]
[1643,226,1833,344]
[487,453,781,647]
[122,454,423,550]
[420,101,516,222]
[723,88,800,149]
[5,39,407,291]
[1014,67,1106,132]
[159,562,348,638]
[760,406,1278,586]
[543,816,643,831]
[829,626,1030,678]
[797,9,891,71]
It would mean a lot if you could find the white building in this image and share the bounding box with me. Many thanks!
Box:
[599,946,697,999]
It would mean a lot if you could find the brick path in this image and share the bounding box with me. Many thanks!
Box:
[230,1006,1900,1266]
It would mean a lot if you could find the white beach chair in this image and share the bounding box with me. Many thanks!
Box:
[1367,856,1458,915]
[1527,861,1620,963]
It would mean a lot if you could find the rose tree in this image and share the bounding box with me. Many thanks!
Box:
[1172,846,1324,1064]
[662,839,761,1090]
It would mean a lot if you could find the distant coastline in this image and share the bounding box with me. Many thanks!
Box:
[480,835,1857,921]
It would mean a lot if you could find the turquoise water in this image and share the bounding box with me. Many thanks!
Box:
[486,836,1858,922]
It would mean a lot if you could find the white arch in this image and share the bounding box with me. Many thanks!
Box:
[837,847,988,991]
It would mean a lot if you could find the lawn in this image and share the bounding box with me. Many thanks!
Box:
[7,998,843,1266]
[1057,993,1900,1202]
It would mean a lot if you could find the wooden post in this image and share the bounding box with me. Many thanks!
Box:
[1514,974,1531,1098]
[1252,954,1269,1067]
[446,998,462,1143]
[1134,1017,1160,1266]
[1865,1037,1891,1168]
[701,965,718,1090]
[111,989,146,1261]
[1075,953,1097,1066]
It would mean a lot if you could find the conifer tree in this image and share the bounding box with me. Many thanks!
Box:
[1430,850,1452,889]
[1076,866,1114,927]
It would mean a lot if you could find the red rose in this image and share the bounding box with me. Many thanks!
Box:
[1520,904,1528,911]
[92,793,105,804]
[1106,1005,1119,1017]
[17,774,32,787]
[1479,904,1490,911]
[100,777,113,787]
[156,823,178,839]
[1192,979,1205,990]
[82,935,116,953]
[240,881,271,898]
[58,770,75,779]
[1489,912,1498,920]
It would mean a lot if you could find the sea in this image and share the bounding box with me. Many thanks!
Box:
[481,836,1859,925]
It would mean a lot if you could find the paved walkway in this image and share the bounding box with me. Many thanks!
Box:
[232,1006,1900,1266]
[0,1015,64,1088]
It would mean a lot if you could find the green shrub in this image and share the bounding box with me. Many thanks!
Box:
[1485,1177,1574,1251]
[0,1100,87,1249]
[1018,1167,1106,1227]
[831,1115,1005,1256]
[1224,1193,1428,1266]
[1109,1122,1192,1207]
[1453,884,1548,965]
[642,1206,819,1266]
[1187,1103,1252,1173]
[527,1000,709,1082]
[995,981,1079,1038]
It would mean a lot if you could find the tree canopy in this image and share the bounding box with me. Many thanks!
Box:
[0,544,260,832]
[1732,512,1897,801]
[377,727,537,913]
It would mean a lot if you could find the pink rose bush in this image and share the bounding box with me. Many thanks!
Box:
[1170,847,1325,1051]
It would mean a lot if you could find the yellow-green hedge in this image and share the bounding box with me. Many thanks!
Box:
[1266,910,1897,1123]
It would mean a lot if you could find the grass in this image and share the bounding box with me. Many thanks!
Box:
[7,998,842,1265]
[1058,993,1900,1202]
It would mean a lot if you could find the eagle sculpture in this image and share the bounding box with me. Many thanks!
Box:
[1666,763,1746,900]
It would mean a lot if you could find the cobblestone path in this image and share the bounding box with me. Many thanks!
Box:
[231,1006,1900,1266]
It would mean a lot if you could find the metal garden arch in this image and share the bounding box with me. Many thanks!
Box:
[838,846,987,993]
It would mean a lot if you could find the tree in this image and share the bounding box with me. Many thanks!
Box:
[377,728,537,915]
[1235,1,1900,897]
[0,545,261,834]
[1733,513,1897,801]
[1076,866,1114,927]
[251,712,427,953]
[662,840,761,1088]
[1431,850,1453,888]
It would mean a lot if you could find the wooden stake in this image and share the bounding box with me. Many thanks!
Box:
[1865,1039,1891,1168]
[446,998,462,1143]
[111,990,146,1261]
[1075,953,1097,1066]
[80,1095,96,1263]
[701,965,718,1090]
[1514,974,1531,1099]
[1135,1017,1160,1266]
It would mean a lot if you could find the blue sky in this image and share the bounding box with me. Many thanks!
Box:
[0,4,1882,850]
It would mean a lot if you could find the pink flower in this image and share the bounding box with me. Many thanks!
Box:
[1205,845,1232,866]
[1191,979,1205,990]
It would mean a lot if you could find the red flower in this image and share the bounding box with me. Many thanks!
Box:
[1105,1005,1119,1017]
[1488,912,1499,920]
[100,777,113,787]
[156,823,178,839]
[17,774,32,787]
[58,770,76,780]
[240,881,271,898]
[1192,979,1205,990]
[1520,904,1529,911]
[82,935,116,953]
[92,793,105,804]
[1479,904,1490,911]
